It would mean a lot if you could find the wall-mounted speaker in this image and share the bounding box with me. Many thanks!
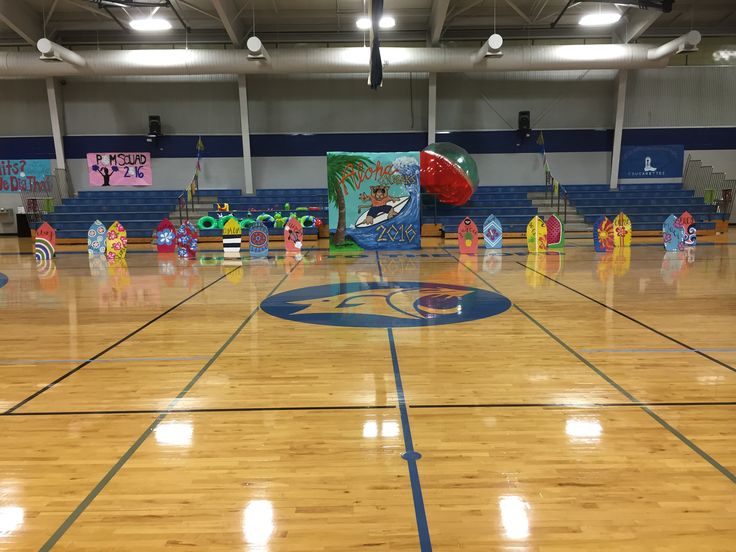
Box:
[147,115,162,143]
[518,110,531,139]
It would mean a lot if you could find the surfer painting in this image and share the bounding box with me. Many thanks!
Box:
[358,185,402,226]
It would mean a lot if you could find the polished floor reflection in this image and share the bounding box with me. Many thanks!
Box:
[0,237,734,551]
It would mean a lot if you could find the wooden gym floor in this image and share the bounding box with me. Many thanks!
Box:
[0,235,734,551]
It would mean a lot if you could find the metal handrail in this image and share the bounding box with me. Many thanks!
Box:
[176,188,193,225]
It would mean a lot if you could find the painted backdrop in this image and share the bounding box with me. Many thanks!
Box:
[0,159,52,193]
[327,151,420,250]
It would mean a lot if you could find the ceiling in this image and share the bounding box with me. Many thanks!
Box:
[0,0,734,47]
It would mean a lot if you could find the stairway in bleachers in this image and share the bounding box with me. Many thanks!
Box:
[565,182,721,232]
[44,190,181,239]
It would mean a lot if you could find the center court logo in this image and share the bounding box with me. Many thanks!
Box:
[260,281,511,328]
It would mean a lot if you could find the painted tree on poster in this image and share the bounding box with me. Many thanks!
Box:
[327,153,373,246]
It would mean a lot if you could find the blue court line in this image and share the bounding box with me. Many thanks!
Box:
[36,252,306,551]
[580,348,736,354]
[375,252,431,550]
[387,328,432,551]
[0,355,209,366]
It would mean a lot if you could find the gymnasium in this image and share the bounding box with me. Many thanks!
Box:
[0,0,735,550]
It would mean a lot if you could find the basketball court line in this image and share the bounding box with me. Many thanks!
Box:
[1,355,210,366]
[580,347,736,354]
[7,405,398,416]
[3,265,243,415]
[6,401,734,418]
[36,256,304,552]
[517,261,736,374]
[445,249,736,485]
[376,251,432,552]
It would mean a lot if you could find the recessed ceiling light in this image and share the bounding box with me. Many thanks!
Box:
[130,17,172,31]
[579,12,622,26]
[379,15,395,29]
[356,17,371,30]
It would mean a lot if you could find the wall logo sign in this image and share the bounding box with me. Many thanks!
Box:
[261,281,511,328]
[619,145,684,183]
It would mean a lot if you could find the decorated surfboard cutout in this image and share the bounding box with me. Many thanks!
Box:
[284,217,304,253]
[677,211,696,247]
[612,212,632,248]
[249,221,269,258]
[222,217,242,258]
[155,218,177,254]
[34,222,56,261]
[458,217,479,254]
[176,220,199,259]
[593,216,614,252]
[546,214,564,249]
[526,216,547,253]
[105,221,127,261]
[482,214,502,249]
[87,220,107,257]
[663,214,684,252]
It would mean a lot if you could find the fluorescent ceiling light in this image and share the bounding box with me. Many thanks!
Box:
[357,15,395,30]
[579,12,622,26]
[130,17,172,31]
[379,15,395,29]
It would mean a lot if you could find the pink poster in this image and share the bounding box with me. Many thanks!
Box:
[87,152,152,186]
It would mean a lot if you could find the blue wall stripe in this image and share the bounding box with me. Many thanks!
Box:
[0,136,56,159]
[1,127,735,160]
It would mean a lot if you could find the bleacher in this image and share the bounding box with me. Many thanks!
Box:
[423,185,543,233]
[45,190,181,239]
[564,183,721,231]
[42,182,723,241]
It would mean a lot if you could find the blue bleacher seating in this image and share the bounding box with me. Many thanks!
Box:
[565,182,719,231]
[40,182,720,240]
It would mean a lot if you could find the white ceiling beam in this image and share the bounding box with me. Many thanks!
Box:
[178,0,221,21]
[0,0,43,46]
[504,0,532,25]
[61,0,114,20]
[616,7,662,43]
[45,0,61,28]
[429,0,451,45]
[211,0,248,47]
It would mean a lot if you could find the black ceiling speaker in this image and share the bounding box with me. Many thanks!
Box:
[518,111,531,139]
[148,115,162,136]
[147,115,162,143]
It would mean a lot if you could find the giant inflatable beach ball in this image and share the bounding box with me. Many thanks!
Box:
[420,142,479,206]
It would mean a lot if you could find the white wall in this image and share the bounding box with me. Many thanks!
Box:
[63,80,241,135]
[438,70,616,131]
[248,74,427,133]
[0,80,53,233]
[0,80,51,136]
[626,66,736,128]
